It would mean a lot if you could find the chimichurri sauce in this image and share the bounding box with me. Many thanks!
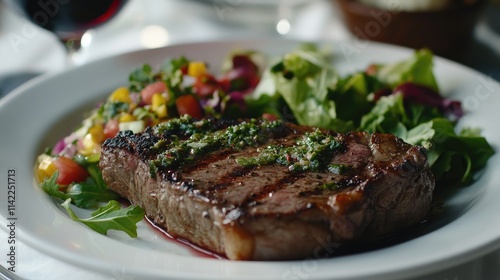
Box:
[148,116,344,180]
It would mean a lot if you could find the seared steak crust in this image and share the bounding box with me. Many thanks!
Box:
[100,118,434,260]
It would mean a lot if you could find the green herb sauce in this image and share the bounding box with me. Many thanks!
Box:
[236,129,343,173]
[149,116,286,175]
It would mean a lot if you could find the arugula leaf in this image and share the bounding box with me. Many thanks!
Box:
[41,164,144,237]
[61,199,145,238]
[66,182,120,209]
[41,163,120,209]
[40,171,69,201]
[86,163,110,189]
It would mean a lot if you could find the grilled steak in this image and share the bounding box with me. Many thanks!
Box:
[100,116,435,260]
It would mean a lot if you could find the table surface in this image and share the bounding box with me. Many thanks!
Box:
[1,0,500,279]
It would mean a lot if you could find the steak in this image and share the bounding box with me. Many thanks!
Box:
[99,116,435,260]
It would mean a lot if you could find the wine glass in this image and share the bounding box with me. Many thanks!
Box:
[4,0,129,65]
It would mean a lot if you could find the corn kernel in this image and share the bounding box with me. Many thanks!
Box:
[109,87,132,104]
[188,61,207,78]
[156,104,168,119]
[119,113,136,123]
[151,93,168,118]
[88,124,105,144]
[152,93,166,109]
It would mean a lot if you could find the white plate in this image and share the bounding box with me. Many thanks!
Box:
[1,39,499,280]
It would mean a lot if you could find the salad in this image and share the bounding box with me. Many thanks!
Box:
[36,44,495,237]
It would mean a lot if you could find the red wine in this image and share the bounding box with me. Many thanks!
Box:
[12,0,128,39]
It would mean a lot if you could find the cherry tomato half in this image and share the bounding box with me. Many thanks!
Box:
[53,156,89,185]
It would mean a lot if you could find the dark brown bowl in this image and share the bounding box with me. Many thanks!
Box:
[335,0,487,60]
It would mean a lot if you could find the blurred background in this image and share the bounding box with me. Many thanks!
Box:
[1,0,499,97]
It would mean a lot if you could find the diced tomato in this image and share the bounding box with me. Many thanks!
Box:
[103,119,120,139]
[176,95,203,119]
[180,65,189,75]
[141,81,166,105]
[53,156,89,185]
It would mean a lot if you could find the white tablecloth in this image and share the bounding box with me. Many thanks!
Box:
[1,0,500,279]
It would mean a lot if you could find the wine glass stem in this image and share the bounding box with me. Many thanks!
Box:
[60,37,83,66]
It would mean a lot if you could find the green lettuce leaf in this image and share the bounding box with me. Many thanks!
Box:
[244,93,292,120]
[268,47,355,132]
[405,118,495,185]
[251,45,494,187]
[375,49,439,91]
[360,94,408,135]
[330,73,383,125]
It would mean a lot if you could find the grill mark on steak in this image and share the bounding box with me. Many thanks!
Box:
[181,150,235,174]
[219,166,257,185]
[240,172,307,208]
[100,118,435,261]
[209,166,256,192]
